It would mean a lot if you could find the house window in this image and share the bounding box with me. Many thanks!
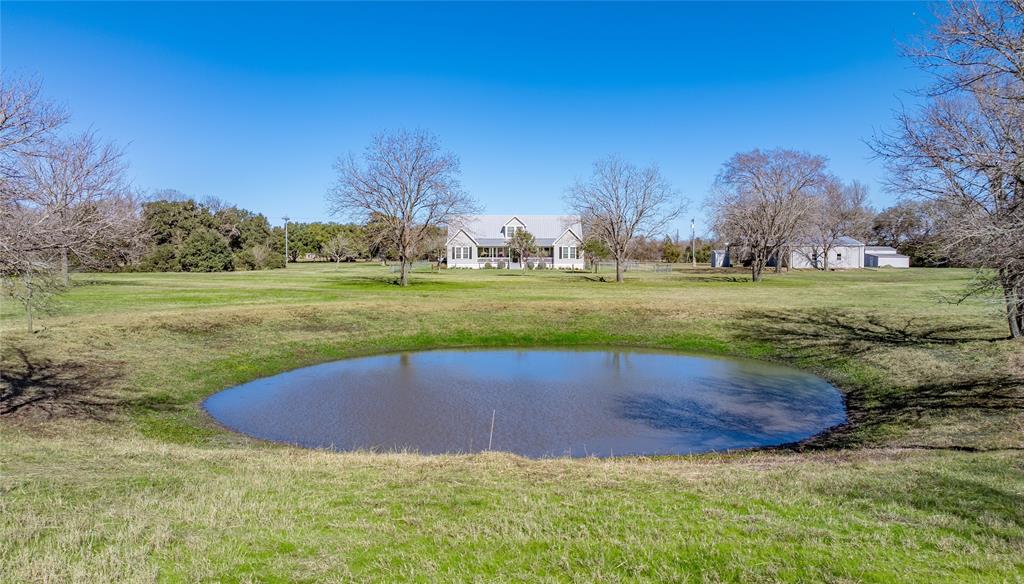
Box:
[451,246,472,260]
[559,246,578,260]
[836,251,843,261]
[505,225,518,238]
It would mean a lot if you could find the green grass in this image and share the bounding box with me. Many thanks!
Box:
[2,263,1022,582]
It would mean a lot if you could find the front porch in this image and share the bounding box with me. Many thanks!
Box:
[475,246,555,269]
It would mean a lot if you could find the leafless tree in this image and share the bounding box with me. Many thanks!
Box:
[874,1,1024,338]
[16,131,137,284]
[422,229,448,268]
[327,130,477,286]
[0,77,141,330]
[565,156,685,282]
[908,1,1024,101]
[707,149,828,281]
[799,179,875,270]
[0,76,67,185]
[507,228,537,270]
[322,232,365,263]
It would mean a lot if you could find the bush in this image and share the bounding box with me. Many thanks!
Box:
[233,249,257,271]
[483,262,493,269]
[179,228,234,272]
[497,260,507,269]
[138,244,180,272]
[252,245,285,270]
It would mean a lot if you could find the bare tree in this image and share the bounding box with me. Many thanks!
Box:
[0,77,68,331]
[874,1,1024,338]
[800,179,875,270]
[1,76,67,184]
[565,156,685,283]
[871,200,946,265]
[1,259,63,332]
[322,231,366,263]
[0,78,140,330]
[908,1,1024,101]
[707,149,828,281]
[327,130,477,286]
[17,131,136,284]
[507,228,537,270]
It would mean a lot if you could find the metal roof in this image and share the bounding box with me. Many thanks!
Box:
[790,235,864,247]
[449,214,583,243]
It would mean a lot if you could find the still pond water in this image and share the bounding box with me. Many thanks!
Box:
[204,349,846,458]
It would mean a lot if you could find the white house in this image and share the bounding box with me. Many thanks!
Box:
[864,246,911,268]
[789,236,866,269]
[446,214,585,269]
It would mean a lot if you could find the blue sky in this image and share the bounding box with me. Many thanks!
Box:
[2,2,935,234]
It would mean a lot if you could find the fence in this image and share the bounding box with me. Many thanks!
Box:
[592,261,692,273]
[389,261,437,273]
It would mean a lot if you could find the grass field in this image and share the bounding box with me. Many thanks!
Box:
[2,263,1022,582]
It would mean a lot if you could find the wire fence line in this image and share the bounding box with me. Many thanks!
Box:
[378,260,710,274]
[592,261,693,273]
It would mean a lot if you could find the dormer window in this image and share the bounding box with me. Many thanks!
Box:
[505,225,519,238]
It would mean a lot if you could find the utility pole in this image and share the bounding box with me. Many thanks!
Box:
[282,216,290,267]
[691,218,697,268]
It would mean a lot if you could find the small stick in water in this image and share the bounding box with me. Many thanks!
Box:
[488,409,496,451]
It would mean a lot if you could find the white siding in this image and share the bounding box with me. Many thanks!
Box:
[866,254,910,268]
[447,231,479,269]
[790,245,864,269]
[552,230,585,269]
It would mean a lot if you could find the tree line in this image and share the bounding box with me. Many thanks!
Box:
[701,2,1023,338]
[4,2,1020,337]
[135,195,446,272]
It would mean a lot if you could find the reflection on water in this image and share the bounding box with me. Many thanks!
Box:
[204,349,846,458]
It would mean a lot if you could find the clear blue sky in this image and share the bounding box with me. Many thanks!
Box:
[2,1,935,234]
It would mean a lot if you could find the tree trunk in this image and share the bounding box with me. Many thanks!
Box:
[751,255,764,282]
[1000,271,1023,339]
[61,247,69,285]
[25,272,34,332]
[399,258,410,287]
[615,256,624,283]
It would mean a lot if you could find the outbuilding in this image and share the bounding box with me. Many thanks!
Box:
[864,246,910,268]
[710,249,730,268]
[789,236,865,269]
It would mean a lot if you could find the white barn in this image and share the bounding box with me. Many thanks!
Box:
[446,214,585,269]
[864,246,911,268]
[789,236,866,269]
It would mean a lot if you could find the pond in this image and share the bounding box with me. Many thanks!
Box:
[203,349,846,458]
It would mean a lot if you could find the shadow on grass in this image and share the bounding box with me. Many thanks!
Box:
[0,348,125,421]
[734,309,1023,449]
[736,309,1003,356]
[834,463,1024,532]
[689,275,752,283]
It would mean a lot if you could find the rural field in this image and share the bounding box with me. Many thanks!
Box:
[1,264,1022,582]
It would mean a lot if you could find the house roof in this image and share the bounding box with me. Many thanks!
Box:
[865,246,900,254]
[790,235,864,247]
[867,251,909,259]
[448,214,583,243]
